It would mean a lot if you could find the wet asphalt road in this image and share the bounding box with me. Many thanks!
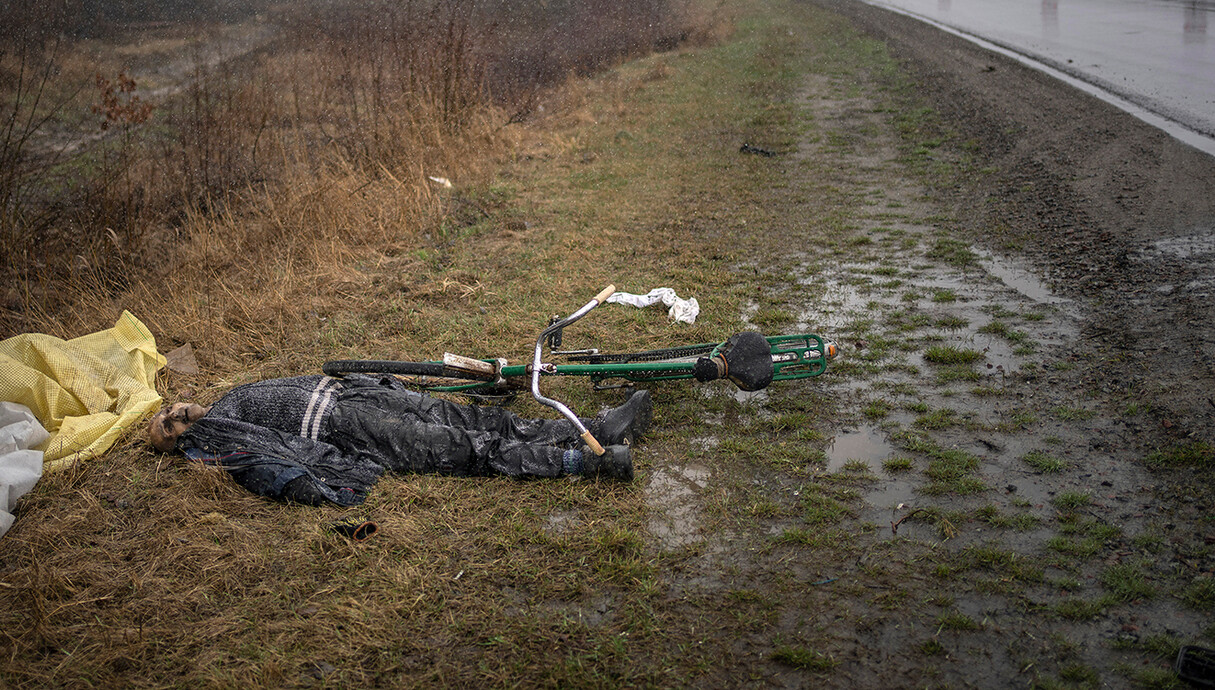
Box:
[862,0,1215,155]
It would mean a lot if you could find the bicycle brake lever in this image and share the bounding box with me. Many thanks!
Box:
[543,315,563,350]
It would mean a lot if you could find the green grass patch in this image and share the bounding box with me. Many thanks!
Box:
[1114,663,1185,688]
[882,456,914,472]
[1022,450,1067,473]
[1058,516,1120,541]
[923,345,984,365]
[935,366,982,384]
[862,400,893,419]
[1100,563,1155,603]
[926,238,978,266]
[955,544,1042,582]
[753,305,796,331]
[1047,536,1104,560]
[1051,406,1096,421]
[995,409,1038,432]
[936,610,982,631]
[1145,441,1214,468]
[1057,664,1100,687]
[1053,492,1092,511]
[914,408,961,430]
[801,489,853,526]
[925,449,979,482]
[1055,598,1110,621]
[935,315,969,329]
[982,511,1041,531]
[920,638,946,656]
[770,645,838,671]
[1180,577,1215,611]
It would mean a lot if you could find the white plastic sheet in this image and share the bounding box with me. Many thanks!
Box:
[606,288,700,324]
[1,402,48,538]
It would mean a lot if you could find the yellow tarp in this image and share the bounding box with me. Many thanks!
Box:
[0,312,165,471]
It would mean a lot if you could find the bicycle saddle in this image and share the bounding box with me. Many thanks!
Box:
[692,331,774,391]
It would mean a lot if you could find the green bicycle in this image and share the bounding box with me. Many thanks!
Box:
[323,285,837,455]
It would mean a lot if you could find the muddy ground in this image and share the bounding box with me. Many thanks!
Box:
[4,0,1214,686]
[831,0,1215,437]
[641,0,1215,687]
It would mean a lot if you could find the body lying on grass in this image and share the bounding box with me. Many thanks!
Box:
[147,374,651,505]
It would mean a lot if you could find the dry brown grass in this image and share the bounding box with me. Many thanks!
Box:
[1,1,737,686]
[4,424,652,686]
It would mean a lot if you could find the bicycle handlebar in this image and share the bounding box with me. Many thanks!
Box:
[529,286,616,456]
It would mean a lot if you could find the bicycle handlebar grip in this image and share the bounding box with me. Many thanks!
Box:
[581,431,606,456]
[594,285,616,304]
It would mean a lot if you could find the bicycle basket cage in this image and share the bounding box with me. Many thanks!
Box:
[766,334,833,381]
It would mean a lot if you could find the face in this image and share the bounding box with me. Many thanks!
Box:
[148,402,211,452]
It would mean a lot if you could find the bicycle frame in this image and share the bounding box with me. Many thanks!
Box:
[423,321,833,395]
[471,334,834,387]
[323,285,838,454]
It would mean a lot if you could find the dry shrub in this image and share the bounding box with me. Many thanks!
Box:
[1,0,721,347]
[2,1,498,340]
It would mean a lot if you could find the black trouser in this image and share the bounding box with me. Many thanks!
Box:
[322,378,582,478]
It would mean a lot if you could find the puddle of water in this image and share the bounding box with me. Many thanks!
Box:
[977,252,1069,304]
[797,256,1074,341]
[974,334,1021,373]
[646,463,711,549]
[826,424,895,472]
[1146,231,1215,260]
[741,299,759,330]
[1186,277,1215,296]
[732,388,770,405]
[794,258,1083,373]
[864,478,918,512]
[1131,229,1215,296]
[858,501,934,542]
[796,281,871,331]
[545,509,577,535]
[828,425,924,521]
[701,381,772,407]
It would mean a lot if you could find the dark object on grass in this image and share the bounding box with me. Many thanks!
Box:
[1177,645,1215,688]
[330,516,378,541]
[740,142,776,157]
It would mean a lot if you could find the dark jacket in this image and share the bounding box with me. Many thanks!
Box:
[180,416,384,506]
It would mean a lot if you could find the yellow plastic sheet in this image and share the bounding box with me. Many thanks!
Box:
[0,312,165,471]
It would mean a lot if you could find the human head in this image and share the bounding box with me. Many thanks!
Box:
[148,402,211,452]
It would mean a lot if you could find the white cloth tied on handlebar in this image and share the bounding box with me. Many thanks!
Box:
[606,288,700,324]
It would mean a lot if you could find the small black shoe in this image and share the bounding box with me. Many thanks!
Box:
[581,444,634,481]
[591,390,652,446]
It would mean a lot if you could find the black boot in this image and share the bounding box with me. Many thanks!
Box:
[581,444,634,481]
[590,390,652,446]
